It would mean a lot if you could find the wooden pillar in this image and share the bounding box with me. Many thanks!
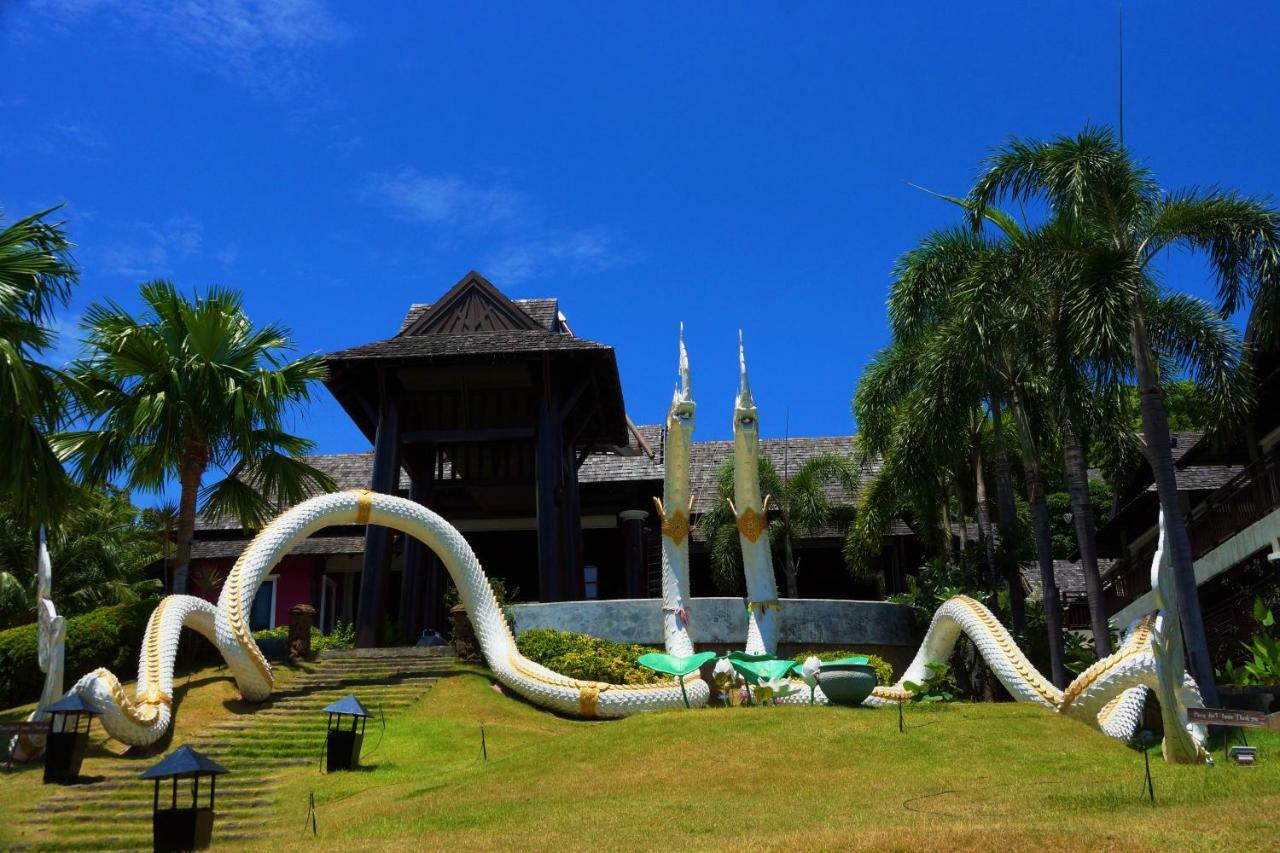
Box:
[619,510,648,598]
[535,359,564,603]
[399,470,429,643]
[560,451,584,598]
[356,377,400,648]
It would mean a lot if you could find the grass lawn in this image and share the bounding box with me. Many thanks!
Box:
[256,670,1279,852]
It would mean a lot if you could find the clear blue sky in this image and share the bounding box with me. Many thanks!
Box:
[4,2,1278,468]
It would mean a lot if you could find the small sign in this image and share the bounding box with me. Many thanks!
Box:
[0,721,48,736]
[1186,707,1268,728]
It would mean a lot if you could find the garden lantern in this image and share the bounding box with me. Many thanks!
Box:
[323,693,372,771]
[140,745,228,853]
[42,693,94,784]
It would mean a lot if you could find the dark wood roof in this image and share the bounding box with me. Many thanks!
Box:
[191,535,366,560]
[399,298,560,335]
[326,329,612,362]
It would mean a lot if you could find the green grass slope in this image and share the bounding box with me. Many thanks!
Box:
[260,671,1280,852]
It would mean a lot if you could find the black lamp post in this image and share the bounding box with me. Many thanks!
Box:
[323,693,372,771]
[42,693,95,785]
[140,745,229,853]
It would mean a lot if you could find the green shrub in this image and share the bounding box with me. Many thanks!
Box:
[251,620,356,656]
[792,649,895,686]
[0,598,158,708]
[516,628,663,685]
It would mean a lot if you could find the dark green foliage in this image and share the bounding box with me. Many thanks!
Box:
[515,628,663,685]
[0,485,163,628]
[1063,625,1120,675]
[1217,597,1280,687]
[0,598,156,707]
[902,661,957,702]
[791,650,894,685]
[888,545,993,632]
[252,620,356,658]
[1045,479,1113,559]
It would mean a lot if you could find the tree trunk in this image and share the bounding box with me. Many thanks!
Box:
[1010,393,1068,689]
[172,436,208,596]
[939,491,954,559]
[1130,311,1219,705]
[1062,419,1112,657]
[989,399,1027,632]
[955,480,969,550]
[782,526,799,599]
[973,443,999,593]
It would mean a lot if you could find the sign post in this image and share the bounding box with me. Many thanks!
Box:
[1187,707,1267,766]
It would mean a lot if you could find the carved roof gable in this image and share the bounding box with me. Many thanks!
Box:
[402,271,542,336]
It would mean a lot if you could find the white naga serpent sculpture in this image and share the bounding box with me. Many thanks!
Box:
[34,336,1204,765]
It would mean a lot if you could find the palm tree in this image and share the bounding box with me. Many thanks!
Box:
[0,206,79,531]
[967,126,1276,701]
[58,281,335,593]
[700,451,859,598]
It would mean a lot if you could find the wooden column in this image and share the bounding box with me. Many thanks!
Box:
[535,363,564,602]
[619,510,648,598]
[399,470,430,643]
[356,378,400,648]
[560,451,585,598]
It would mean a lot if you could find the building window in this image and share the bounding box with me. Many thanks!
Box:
[249,576,278,631]
[583,565,599,600]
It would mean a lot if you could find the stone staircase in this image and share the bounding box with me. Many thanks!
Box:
[14,647,456,851]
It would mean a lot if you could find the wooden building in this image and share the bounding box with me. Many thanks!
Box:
[183,272,924,647]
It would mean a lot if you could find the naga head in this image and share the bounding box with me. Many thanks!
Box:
[733,330,759,440]
[666,322,696,435]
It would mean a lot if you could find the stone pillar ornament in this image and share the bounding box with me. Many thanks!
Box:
[653,323,696,656]
[10,529,66,762]
[732,332,780,656]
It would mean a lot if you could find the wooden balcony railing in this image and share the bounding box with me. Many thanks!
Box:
[1100,448,1280,614]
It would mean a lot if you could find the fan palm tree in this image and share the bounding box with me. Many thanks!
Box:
[57,281,335,593]
[700,451,859,598]
[0,206,79,531]
[967,126,1277,701]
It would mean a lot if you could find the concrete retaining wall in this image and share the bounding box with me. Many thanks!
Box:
[508,597,921,671]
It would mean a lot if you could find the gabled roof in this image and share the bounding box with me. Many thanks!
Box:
[399,271,543,336]
[322,693,373,717]
[44,693,94,714]
[400,298,560,335]
[140,745,229,780]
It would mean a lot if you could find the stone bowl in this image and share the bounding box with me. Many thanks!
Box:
[815,663,878,707]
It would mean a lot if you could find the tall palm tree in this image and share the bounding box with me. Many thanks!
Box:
[967,127,1276,701]
[0,206,79,531]
[58,281,335,593]
[700,452,859,598]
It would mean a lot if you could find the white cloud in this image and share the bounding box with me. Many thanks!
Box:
[23,0,347,96]
[484,230,626,285]
[369,170,524,228]
[99,217,205,278]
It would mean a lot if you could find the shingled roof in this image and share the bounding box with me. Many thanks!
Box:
[399,298,560,335]
[1020,559,1116,599]
[191,535,366,560]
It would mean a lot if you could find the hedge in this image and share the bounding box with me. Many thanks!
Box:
[792,649,896,686]
[252,621,356,659]
[516,628,664,685]
[0,598,158,709]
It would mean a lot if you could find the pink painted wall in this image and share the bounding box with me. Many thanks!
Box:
[273,556,317,627]
[188,554,317,629]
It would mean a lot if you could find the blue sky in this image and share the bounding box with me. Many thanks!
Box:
[4,2,1279,476]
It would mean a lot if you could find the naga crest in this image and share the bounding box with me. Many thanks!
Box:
[733,330,759,438]
[667,322,695,434]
